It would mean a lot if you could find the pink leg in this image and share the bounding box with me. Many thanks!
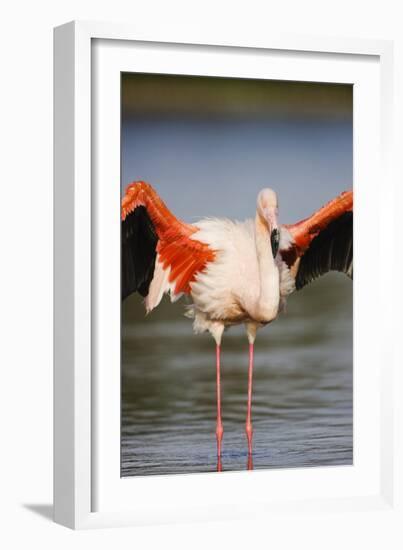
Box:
[216,344,224,457]
[246,343,254,455]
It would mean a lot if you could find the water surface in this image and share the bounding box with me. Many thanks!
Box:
[121,274,352,476]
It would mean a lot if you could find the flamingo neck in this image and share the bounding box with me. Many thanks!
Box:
[252,215,280,322]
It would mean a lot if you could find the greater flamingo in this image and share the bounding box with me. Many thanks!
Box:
[122,181,353,460]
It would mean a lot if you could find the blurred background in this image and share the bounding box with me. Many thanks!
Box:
[121,73,353,477]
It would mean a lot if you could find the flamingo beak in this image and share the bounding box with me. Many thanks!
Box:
[265,208,279,258]
[271,228,280,258]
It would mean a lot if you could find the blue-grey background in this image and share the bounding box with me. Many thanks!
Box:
[121,74,353,476]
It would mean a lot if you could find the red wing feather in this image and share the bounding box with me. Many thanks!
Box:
[122,181,215,295]
[281,190,353,289]
[284,190,353,253]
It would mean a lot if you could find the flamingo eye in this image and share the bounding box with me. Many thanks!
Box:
[271,229,280,258]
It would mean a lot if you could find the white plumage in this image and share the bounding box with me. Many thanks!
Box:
[146,190,292,347]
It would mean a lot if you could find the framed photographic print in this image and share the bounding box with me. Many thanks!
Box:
[54,21,398,529]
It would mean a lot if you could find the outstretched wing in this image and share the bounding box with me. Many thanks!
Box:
[121,181,215,303]
[280,190,353,290]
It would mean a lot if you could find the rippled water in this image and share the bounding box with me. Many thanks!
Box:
[121,274,353,476]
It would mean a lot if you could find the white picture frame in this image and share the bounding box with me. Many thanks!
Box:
[54,20,399,530]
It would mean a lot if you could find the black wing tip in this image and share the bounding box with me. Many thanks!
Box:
[121,205,158,301]
[296,210,353,290]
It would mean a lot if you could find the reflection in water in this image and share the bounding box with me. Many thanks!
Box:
[121,274,352,477]
[216,455,252,472]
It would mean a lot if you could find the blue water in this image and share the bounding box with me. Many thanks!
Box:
[122,275,352,476]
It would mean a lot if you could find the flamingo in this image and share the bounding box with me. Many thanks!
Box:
[122,181,353,461]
